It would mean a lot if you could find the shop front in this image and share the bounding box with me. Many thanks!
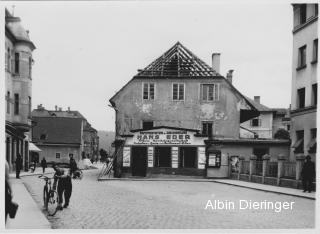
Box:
[120,127,208,177]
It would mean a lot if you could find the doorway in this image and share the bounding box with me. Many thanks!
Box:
[131,146,147,177]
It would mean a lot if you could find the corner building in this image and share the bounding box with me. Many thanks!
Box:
[109,42,281,178]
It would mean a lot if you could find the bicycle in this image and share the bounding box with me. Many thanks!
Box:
[72,169,83,180]
[38,175,59,216]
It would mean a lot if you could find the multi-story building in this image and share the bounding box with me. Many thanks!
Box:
[109,42,290,178]
[31,105,99,163]
[290,4,318,161]
[5,9,36,171]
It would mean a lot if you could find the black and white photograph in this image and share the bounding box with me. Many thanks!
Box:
[1,0,319,232]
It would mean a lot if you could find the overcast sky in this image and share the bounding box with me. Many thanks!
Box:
[5,1,293,131]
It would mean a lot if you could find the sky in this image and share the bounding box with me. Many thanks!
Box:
[4,1,294,131]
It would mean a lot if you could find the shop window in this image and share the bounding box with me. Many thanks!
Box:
[154,147,171,167]
[297,45,307,69]
[14,93,19,115]
[202,122,213,137]
[299,4,306,24]
[173,83,184,100]
[6,91,10,114]
[312,83,317,106]
[251,118,261,127]
[312,39,318,63]
[293,130,304,153]
[201,84,219,101]
[297,88,305,109]
[56,153,61,159]
[142,121,153,130]
[14,52,19,74]
[143,83,155,100]
[179,147,197,168]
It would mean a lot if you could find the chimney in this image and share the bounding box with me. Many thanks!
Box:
[55,105,58,111]
[226,69,234,83]
[37,104,44,110]
[254,96,260,104]
[68,107,70,112]
[212,53,221,74]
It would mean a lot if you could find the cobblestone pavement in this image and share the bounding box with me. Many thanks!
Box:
[22,169,315,229]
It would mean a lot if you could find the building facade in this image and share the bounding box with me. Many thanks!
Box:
[290,4,318,161]
[109,42,289,178]
[31,105,99,163]
[5,9,36,171]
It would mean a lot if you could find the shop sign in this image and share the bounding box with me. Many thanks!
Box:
[198,147,206,169]
[132,130,194,145]
[148,147,154,167]
[171,147,178,168]
[123,147,130,167]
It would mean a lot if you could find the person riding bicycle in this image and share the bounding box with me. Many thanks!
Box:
[52,163,72,210]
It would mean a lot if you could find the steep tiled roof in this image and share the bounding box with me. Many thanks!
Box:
[135,41,219,77]
[32,117,82,145]
[32,109,85,119]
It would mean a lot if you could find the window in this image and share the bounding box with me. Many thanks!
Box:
[202,122,213,137]
[28,96,32,116]
[293,130,304,153]
[312,39,318,63]
[142,121,153,130]
[154,147,171,167]
[201,84,219,101]
[179,147,197,168]
[6,91,10,114]
[69,153,74,158]
[40,134,47,140]
[14,53,19,74]
[251,118,261,127]
[315,4,318,16]
[253,148,269,161]
[300,4,307,24]
[312,83,317,106]
[143,83,155,100]
[173,83,184,100]
[56,153,61,159]
[29,57,32,77]
[298,45,307,68]
[297,88,305,109]
[5,48,10,71]
[14,93,19,115]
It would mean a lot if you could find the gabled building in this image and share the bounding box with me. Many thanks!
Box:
[5,8,36,171]
[109,42,289,178]
[31,105,99,163]
[290,4,318,161]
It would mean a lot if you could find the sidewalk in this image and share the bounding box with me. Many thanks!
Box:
[9,167,55,179]
[5,178,51,229]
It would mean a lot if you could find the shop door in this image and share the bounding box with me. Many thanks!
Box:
[132,147,147,177]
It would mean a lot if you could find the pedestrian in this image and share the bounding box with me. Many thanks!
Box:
[31,158,37,173]
[301,155,315,193]
[5,160,18,222]
[52,163,72,210]
[15,154,23,179]
[69,155,78,178]
[41,157,47,174]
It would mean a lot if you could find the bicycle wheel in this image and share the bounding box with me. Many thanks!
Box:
[43,186,48,209]
[47,190,59,216]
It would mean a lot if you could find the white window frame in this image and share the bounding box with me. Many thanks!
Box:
[172,83,185,101]
[200,83,220,101]
[142,82,155,100]
[56,152,61,159]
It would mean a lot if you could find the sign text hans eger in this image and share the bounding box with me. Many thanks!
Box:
[134,130,191,145]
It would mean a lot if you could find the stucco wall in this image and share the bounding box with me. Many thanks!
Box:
[113,78,250,138]
[36,145,81,163]
[241,112,273,138]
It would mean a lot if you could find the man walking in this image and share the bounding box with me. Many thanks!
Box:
[52,163,72,210]
[41,157,47,174]
[301,155,315,193]
[15,154,23,179]
[69,155,77,178]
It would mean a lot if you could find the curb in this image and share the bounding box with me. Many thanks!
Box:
[211,180,316,200]
[98,177,315,200]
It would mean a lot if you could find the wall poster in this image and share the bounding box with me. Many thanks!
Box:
[171,147,178,168]
[123,147,131,167]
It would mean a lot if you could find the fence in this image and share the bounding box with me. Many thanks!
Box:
[266,161,278,177]
[283,161,296,179]
[241,161,250,174]
[254,161,263,176]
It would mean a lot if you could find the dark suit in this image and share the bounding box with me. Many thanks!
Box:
[301,160,315,192]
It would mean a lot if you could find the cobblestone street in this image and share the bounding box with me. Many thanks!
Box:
[22,169,315,229]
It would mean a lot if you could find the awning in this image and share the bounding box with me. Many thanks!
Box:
[292,138,303,148]
[29,142,42,152]
[307,138,316,148]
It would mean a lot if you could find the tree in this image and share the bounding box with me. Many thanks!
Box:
[99,148,108,162]
[274,128,290,140]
